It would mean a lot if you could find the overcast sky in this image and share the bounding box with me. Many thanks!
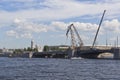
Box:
[0,0,120,48]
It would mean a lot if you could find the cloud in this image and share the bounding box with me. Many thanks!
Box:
[5,18,120,48]
[20,33,32,39]
[1,0,120,48]
[6,19,100,38]
[14,18,48,33]
[6,18,48,38]
[0,0,120,25]
[74,22,98,32]
[0,0,40,11]
[6,18,120,40]
[1,0,35,2]
[51,21,68,30]
[14,18,23,23]
[6,30,18,37]
[51,21,99,32]
[6,30,32,38]
[103,19,120,33]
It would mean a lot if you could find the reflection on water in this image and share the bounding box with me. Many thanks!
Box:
[0,58,120,80]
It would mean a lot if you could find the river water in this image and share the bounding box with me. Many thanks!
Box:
[0,58,120,80]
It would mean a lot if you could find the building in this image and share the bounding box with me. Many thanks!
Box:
[31,40,34,49]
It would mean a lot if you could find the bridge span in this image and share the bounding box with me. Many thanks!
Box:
[31,46,120,59]
[75,47,113,59]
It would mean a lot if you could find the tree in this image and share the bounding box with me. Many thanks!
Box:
[43,45,49,52]
[27,47,32,51]
[13,49,23,54]
[24,48,27,51]
[33,48,38,52]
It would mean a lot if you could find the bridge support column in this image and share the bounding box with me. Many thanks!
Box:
[29,52,33,58]
[113,48,120,59]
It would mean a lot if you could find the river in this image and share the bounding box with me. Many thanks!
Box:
[0,58,120,80]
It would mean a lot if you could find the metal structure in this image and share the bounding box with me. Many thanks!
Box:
[92,10,106,49]
[66,24,83,56]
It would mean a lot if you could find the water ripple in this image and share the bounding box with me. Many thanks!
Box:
[0,58,120,80]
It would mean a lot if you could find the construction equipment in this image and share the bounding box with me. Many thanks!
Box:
[92,10,106,49]
[66,24,83,56]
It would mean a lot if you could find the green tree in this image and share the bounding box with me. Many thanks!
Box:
[24,48,27,51]
[27,47,32,51]
[43,45,49,52]
[13,49,23,54]
[33,48,38,52]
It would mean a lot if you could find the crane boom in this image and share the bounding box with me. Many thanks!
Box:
[92,10,106,48]
[66,23,83,49]
[72,24,83,48]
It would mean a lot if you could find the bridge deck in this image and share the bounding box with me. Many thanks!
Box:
[32,47,118,59]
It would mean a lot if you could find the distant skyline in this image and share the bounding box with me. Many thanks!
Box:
[0,0,120,48]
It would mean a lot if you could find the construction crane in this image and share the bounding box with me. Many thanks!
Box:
[66,24,83,56]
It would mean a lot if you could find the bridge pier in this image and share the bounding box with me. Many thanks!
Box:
[113,48,120,59]
[29,52,33,58]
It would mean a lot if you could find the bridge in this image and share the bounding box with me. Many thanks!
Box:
[31,46,120,59]
[74,47,120,59]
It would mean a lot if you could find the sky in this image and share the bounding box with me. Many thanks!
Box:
[0,0,120,49]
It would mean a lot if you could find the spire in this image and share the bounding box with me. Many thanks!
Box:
[31,39,34,50]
